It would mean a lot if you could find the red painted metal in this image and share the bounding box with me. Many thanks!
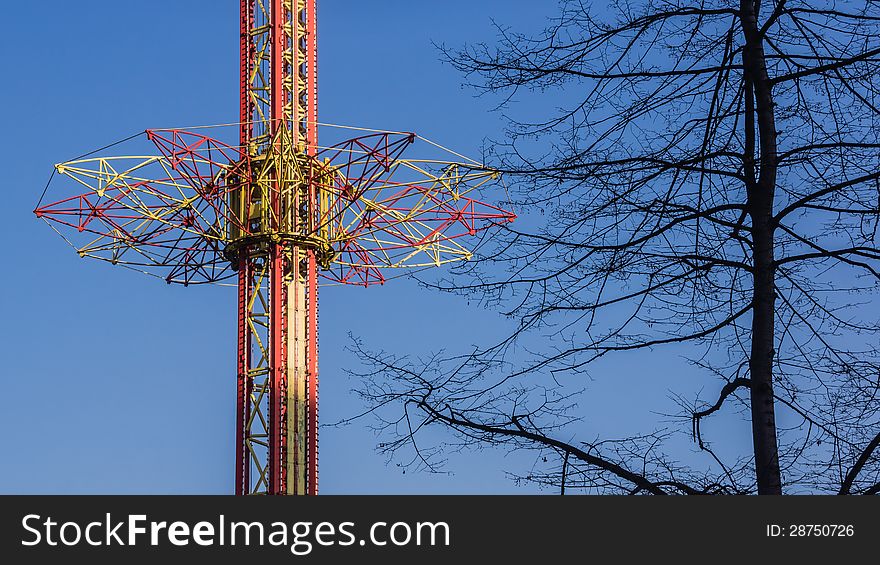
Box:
[267,0,290,496]
[304,0,320,498]
[234,254,250,496]
[270,0,285,134]
[236,0,255,496]
[269,247,286,494]
[239,0,252,153]
[306,247,319,495]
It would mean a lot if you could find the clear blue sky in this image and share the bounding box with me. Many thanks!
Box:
[0,1,743,493]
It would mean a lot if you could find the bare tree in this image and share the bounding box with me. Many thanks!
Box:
[345,0,880,494]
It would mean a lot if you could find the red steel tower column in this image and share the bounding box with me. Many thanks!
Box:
[236,0,318,496]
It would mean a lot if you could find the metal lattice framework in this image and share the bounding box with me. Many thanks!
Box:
[36,128,512,286]
[34,0,514,495]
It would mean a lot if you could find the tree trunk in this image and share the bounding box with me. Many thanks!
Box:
[741,0,783,495]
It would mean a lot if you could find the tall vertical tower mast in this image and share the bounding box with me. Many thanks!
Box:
[35,0,515,496]
[236,0,319,495]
